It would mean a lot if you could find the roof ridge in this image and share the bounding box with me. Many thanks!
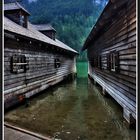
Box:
[4,16,78,54]
[4,1,30,15]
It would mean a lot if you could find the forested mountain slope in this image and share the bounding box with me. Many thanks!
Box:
[22,0,108,61]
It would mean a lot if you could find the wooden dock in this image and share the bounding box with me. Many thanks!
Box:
[4,123,52,140]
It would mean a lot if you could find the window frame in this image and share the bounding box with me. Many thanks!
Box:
[54,58,61,68]
[110,53,116,72]
[11,55,29,74]
[19,11,27,28]
[107,51,119,73]
[97,55,102,69]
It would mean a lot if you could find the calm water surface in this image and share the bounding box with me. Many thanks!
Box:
[5,62,136,140]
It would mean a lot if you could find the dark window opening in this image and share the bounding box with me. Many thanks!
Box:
[11,55,29,73]
[107,51,119,73]
[89,55,102,69]
[18,10,28,28]
[97,55,102,69]
[110,53,116,71]
[89,56,98,68]
[89,59,94,67]
[54,58,61,68]
[19,14,27,28]
[19,15,24,26]
[5,11,28,28]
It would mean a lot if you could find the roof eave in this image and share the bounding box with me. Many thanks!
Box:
[4,2,31,16]
[82,0,128,52]
[81,1,111,51]
[4,29,78,55]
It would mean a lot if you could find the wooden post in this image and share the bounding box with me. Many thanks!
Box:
[94,79,97,85]
[123,108,136,128]
[25,97,30,108]
[71,73,74,80]
[102,87,109,97]
[102,87,106,96]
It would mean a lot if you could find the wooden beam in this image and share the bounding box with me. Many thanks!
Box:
[123,107,136,128]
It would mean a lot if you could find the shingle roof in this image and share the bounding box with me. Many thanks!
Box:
[4,0,18,3]
[4,2,30,15]
[4,16,78,54]
[33,24,56,32]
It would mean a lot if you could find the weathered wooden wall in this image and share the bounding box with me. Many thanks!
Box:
[87,0,136,124]
[4,37,76,109]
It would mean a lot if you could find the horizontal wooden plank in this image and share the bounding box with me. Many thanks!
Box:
[4,71,75,95]
[101,41,136,54]
[119,60,136,66]
[120,65,136,72]
[120,70,136,78]
[104,21,136,45]
[119,47,136,55]
[94,68,136,91]
[88,35,136,58]
[119,54,136,60]
[89,73,136,118]
[4,81,26,91]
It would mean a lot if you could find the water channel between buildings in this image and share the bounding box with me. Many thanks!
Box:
[5,62,136,140]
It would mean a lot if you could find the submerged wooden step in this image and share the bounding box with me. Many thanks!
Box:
[4,123,52,140]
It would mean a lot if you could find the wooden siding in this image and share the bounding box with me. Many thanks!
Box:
[4,37,76,109]
[87,0,136,123]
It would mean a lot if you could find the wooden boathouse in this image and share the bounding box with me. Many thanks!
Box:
[33,24,56,40]
[82,0,136,125]
[4,1,78,109]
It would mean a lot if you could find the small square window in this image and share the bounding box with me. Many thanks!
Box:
[11,55,29,73]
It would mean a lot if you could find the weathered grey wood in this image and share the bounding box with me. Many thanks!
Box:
[123,108,136,126]
[91,70,136,100]
[84,0,136,125]
[102,87,108,97]
[89,73,136,118]
[4,1,78,109]
[4,123,52,140]
[120,70,136,78]
[4,33,77,109]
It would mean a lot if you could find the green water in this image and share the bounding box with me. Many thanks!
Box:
[5,62,136,140]
[76,62,88,78]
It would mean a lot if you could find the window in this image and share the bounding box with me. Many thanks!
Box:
[110,53,116,71]
[91,55,101,69]
[93,56,98,67]
[90,56,98,68]
[11,55,29,73]
[19,12,27,28]
[19,15,25,26]
[107,51,119,73]
[97,55,102,69]
[89,59,94,67]
[52,33,56,40]
[54,58,61,68]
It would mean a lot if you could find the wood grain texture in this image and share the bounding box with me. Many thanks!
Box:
[4,36,77,109]
[87,0,136,123]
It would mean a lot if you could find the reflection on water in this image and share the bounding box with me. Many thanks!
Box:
[4,62,136,140]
